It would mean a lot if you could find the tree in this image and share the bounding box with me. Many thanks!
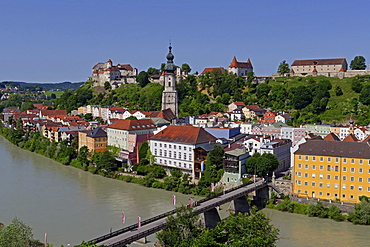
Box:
[351,79,363,93]
[104,81,111,91]
[277,60,290,74]
[348,197,370,224]
[181,63,192,73]
[20,102,35,112]
[359,84,370,105]
[156,206,201,247]
[136,71,150,87]
[246,153,279,177]
[292,86,312,109]
[147,67,159,76]
[350,56,366,70]
[157,206,279,247]
[335,86,343,96]
[0,217,44,247]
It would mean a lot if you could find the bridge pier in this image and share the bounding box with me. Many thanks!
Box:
[198,207,221,229]
[254,186,269,207]
[135,236,147,244]
[227,196,250,214]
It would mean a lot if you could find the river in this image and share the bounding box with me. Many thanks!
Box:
[1,135,370,246]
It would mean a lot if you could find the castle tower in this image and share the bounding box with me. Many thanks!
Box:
[161,44,178,119]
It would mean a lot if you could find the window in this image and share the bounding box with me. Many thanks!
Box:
[335,175,338,180]
[298,190,301,194]
[335,166,339,172]
[312,165,316,170]
[297,172,302,177]
[305,173,309,178]
[334,184,338,189]
[359,186,363,191]
[360,159,363,164]
[359,168,363,173]
[368,187,370,192]
[174,145,176,149]
[328,157,331,162]
[169,151,171,157]
[327,183,331,188]
[164,150,167,156]
[359,177,363,182]
[351,168,355,173]
[179,146,181,150]
[319,182,323,187]
[319,192,323,196]
[350,177,355,182]
[326,193,330,197]
[164,144,167,148]
[313,157,316,161]
[169,145,171,149]
[336,158,339,163]
[334,193,338,197]
[305,156,309,161]
[368,169,370,174]
[343,184,346,189]
[297,180,301,185]
[320,157,324,162]
[351,159,355,164]
[304,181,308,186]
[343,167,347,172]
[327,175,331,180]
[312,173,316,178]
[319,174,323,179]
[327,165,331,171]
[350,185,354,190]
[305,164,309,169]
[344,158,347,163]
[320,166,324,170]
[298,164,302,169]
[312,182,316,186]
[350,195,354,199]
[159,143,162,147]
[342,194,346,198]
[343,176,347,181]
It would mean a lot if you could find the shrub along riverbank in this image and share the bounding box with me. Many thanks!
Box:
[268,194,370,225]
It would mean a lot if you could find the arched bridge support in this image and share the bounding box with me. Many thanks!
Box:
[198,207,221,229]
[227,196,250,214]
[254,185,269,207]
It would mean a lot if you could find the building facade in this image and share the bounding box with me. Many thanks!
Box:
[293,139,370,203]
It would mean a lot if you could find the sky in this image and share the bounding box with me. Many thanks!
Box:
[1,0,370,83]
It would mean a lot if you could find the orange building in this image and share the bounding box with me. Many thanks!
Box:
[293,139,370,203]
[78,127,107,153]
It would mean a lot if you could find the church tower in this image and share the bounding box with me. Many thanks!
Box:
[161,44,178,118]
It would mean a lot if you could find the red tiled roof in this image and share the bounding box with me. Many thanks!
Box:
[245,105,260,109]
[229,56,253,69]
[232,101,245,106]
[108,119,156,131]
[150,125,217,145]
[117,64,134,70]
[41,110,67,116]
[292,58,346,66]
[323,133,341,141]
[201,67,225,75]
[343,134,359,142]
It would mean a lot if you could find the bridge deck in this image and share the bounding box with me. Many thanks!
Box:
[95,181,267,247]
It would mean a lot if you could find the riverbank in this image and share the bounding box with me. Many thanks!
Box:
[0,122,229,198]
[267,194,370,225]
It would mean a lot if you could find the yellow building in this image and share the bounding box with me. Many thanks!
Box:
[78,127,107,153]
[293,139,370,203]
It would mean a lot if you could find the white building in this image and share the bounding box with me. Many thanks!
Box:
[107,119,156,150]
[149,125,217,176]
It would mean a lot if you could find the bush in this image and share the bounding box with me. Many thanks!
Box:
[88,166,98,174]
[327,205,344,221]
[152,181,164,189]
[123,176,132,182]
[292,202,307,215]
[307,202,328,218]
[276,198,293,213]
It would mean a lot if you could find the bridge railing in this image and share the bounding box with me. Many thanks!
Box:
[89,181,259,244]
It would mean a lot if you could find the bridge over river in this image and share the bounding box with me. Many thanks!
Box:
[88,181,280,247]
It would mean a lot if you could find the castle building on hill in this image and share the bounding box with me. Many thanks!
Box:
[228,56,253,76]
[161,44,178,119]
[88,59,138,88]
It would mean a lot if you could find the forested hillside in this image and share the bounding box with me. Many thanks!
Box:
[53,72,370,125]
